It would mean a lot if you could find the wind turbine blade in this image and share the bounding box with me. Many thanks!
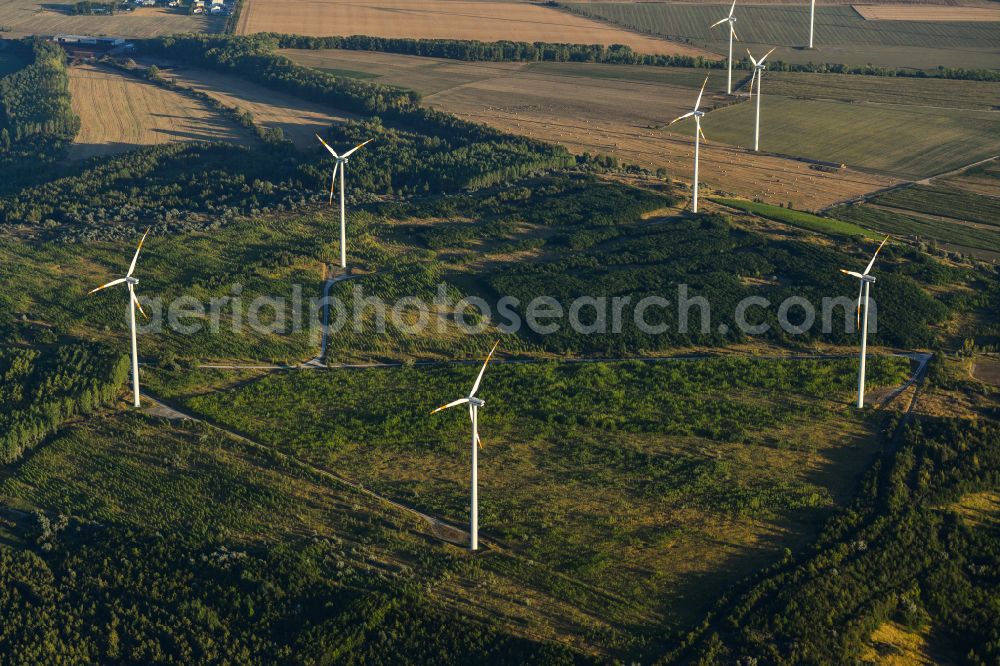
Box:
[694,75,709,111]
[131,291,148,320]
[431,397,469,414]
[760,47,776,63]
[699,124,708,144]
[328,161,340,205]
[469,339,500,397]
[749,69,757,95]
[468,405,484,448]
[840,269,865,279]
[710,17,728,28]
[746,48,758,67]
[88,277,127,294]
[732,25,740,41]
[862,235,890,275]
[668,111,695,126]
[341,138,373,158]
[126,228,149,277]
[315,133,339,158]
[855,282,863,330]
[729,0,736,17]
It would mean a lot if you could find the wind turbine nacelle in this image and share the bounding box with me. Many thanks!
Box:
[469,397,485,407]
[126,276,139,285]
[694,110,705,118]
[861,275,876,283]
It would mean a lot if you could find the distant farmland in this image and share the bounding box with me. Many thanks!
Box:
[564,3,1000,49]
[237,0,712,56]
[696,96,1000,180]
[562,3,1000,69]
[68,64,251,159]
[283,49,897,210]
[762,71,1000,112]
[149,65,358,149]
[0,0,221,37]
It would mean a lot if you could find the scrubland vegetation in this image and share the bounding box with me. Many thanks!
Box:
[0,19,996,664]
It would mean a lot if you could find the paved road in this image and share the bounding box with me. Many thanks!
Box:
[303,268,366,367]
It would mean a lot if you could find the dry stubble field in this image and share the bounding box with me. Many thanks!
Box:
[146,64,359,149]
[283,49,896,209]
[236,0,713,57]
[0,0,221,37]
[68,64,252,159]
[852,4,1000,21]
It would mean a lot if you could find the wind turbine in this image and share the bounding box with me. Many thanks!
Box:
[431,340,499,551]
[710,0,739,95]
[840,235,889,409]
[747,47,776,152]
[315,134,373,270]
[668,76,710,213]
[88,229,149,408]
[808,0,816,49]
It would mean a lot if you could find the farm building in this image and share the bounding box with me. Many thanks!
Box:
[53,35,126,48]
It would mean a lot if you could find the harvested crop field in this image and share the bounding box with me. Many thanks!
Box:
[284,49,896,209]
[147,65,358,149]
[853,4,1000,21]
[699,96,1000,180]
[563,3,1000,68]
[68,64,251,160]
[0,0,221,38]
[763,71,1000,111]
[237,0,711,56]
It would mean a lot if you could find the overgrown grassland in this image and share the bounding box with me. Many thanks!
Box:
[174,356,911,630]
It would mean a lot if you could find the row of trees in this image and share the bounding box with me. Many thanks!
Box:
[140,35,571,174]
[0,39,79,143]
[670,414,1000,664]
[0,343,129,464]
[270,33,1000,82]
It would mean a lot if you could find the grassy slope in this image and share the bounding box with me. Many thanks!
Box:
[164,357,911,636]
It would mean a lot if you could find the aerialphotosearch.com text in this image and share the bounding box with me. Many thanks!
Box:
[132,283,876,340]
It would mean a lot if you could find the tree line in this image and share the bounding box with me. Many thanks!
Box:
[0,38,79,144]
[0,343,129,464]
[271,33,1000,82]
[138,35,571,174]
[669,414,1000,664]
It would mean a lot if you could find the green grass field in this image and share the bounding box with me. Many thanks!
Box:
[168,357,910,633]
[831,202,1000,257]
[764,71,1000,111]
[692,96,1000,179]
[563,3,1000,69]
[873,184,1000,228]
[711,197,874,239]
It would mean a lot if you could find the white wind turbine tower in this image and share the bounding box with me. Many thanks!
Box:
[668,76,710,213]
[88,229,149,408]
[808,0,816,49]
[710,0,739,95]
[431,340,499,551]
[315,134,373,270]
[747,47,776,152]
[840,235,890,409]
